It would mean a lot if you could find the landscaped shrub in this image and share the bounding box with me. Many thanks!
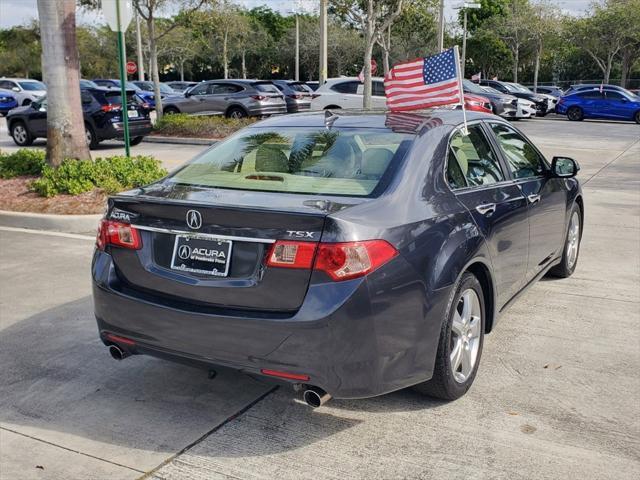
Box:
[153,113,256,138]
[31,155,167,197]
[0,149,46,178]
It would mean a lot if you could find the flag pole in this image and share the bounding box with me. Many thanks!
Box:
[453,46,468,135]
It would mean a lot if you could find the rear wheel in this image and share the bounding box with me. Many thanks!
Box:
[85,124,99,149]
[549,204,582,278]
[226,107,247,119]
[10,121,33,146]
[130,136,144,146]
[413,272,484,401]
[567,106,584,121]
[324,105,342,110]
[634,110,640,124]
[163,107,180,115]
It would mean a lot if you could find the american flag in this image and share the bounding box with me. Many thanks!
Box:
[385,112,444,134]
[384,48,462,112]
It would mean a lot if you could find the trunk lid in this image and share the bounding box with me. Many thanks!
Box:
[105,191,337,312]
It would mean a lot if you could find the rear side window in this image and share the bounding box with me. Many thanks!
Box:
[212,83,243,94]
[0,80,16,89]
[81,91,93,104]
[103,91,136,105]
[331,81,359,94]
[577,90,601,99]
[604,91,625,100]
[169,127,414,197]
[489,123,546,179]
[253,82,279,93]
[447,125,504,189]
[373,81,385,97]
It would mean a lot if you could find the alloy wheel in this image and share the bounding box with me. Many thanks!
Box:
[13,125,27,144]
[85,129,92,146]
[450,289,482,383]
[566,211,580,269]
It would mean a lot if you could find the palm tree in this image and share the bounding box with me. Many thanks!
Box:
[37,0,90,166]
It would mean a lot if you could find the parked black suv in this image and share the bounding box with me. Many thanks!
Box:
[7,87,152,149]
[479,80,549,116]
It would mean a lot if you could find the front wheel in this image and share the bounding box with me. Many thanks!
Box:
[549,204,582,278]
[10,121,33,146]
[413,272,485,401]
[130,136,144,146]
[567,106,584,121]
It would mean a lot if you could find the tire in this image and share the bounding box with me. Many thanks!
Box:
[163,107,180,115]
[10,121,33,146]
[130,136,144,146]
[549,204,582,278]
[567,106,584,121]
[413,272,485,401]
[324,105,342,110]
[634,110,640,124]
[226,107,247,119]
[85,124,99,149]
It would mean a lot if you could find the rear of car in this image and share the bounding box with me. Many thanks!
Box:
[0,89,18,116]
[244,81,287,116]
[92,117,421,398]
[311,78,387,110]
[272,80,313,112]
[84,88,152,146]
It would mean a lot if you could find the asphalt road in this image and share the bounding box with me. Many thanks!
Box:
[0,118,639,480]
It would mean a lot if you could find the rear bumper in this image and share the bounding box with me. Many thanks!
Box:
[107,120,153,139]
[92,249,450,399]
[248,104,288,116]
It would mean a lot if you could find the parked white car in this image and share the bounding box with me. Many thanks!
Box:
[516,98,537,119]
[310,77,387,110]
[539,92,558,112]
[0,78,46,106]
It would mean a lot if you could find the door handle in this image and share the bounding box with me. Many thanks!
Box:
[476,203,496,216]
[528,194,541,204]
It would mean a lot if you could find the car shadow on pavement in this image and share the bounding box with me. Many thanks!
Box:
[0,296,446,468]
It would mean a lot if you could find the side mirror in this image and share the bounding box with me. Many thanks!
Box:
[551,156,579,178]
[12,86,20,92]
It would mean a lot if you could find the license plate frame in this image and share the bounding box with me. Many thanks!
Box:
[127,109,139,119]
[170,234,232,277]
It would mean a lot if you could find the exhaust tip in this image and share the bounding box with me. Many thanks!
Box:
[303,387,331,408]
[109,345,128,361]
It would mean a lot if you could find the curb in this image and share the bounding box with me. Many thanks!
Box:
[144,136,218,146]
[0,210,102,234]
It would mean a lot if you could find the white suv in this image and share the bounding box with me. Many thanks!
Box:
[0,78,46,106]
[310,77,387,110]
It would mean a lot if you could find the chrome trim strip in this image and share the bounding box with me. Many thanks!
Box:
[132,224,276,244]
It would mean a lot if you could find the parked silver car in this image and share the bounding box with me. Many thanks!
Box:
[0,78,46,106]
[162,80,287,118]
[271,80,314,112]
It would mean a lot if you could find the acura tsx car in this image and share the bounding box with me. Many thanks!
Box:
[93,109,583,406]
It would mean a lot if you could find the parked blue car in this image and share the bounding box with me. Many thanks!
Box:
[0,88,18,116]
[92,79,156,108]
[557,87,640,123]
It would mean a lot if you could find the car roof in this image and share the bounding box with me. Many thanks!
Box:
[246,109,493,134]
[0,77,39,82]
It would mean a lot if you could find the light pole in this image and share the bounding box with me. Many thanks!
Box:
[135,11,145,81]
[437,0,444,52]
[295,13,300,80]
[456,2,481,77]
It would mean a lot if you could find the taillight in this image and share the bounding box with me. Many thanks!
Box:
[251,95,267,101]
[311,93,320,99]
[101,104,121,112]
[288,94,303,99]
[260,369,310,381]
[267,241,316,268]
[96,219,142,250]
[266,239,398,281]
[315,241,398,281]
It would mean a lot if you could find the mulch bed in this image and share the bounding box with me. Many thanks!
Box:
[0,177,107,214]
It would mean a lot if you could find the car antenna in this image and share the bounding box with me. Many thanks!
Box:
[324,109,339,129]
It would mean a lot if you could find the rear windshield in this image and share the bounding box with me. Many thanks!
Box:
[103,91,137,105]
[169,127,414,197]
[253,82,280,93]
[289,82,312,93]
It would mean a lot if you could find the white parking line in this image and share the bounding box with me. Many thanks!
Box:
[0,226,95,240]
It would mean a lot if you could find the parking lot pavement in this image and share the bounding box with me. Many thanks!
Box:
[0,118,203,171]
[1,119,638,479]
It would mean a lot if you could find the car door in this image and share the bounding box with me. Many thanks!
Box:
[602,90,633,119]
[446,123,530,307]
[577,90,603,116]
[333,81,362,108]
[182,82,211,113]
[30,97,48,136]
[487,121,567,282]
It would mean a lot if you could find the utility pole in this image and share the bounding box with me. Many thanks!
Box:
[295,13,300,81]
[437,0,444,52]
[135,11,145,81]
[319,0,328,84]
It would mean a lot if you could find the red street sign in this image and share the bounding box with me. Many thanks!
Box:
[126,61,137,75]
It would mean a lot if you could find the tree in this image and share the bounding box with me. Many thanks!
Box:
[459,0,509,32]
[36,0,90,166]
[0,23,41,78]
[573,0,630,83]
[391,0,438,61]
[331,0,405,109]
[465,28,511,79]
[526,1,560,91]
[614,0,640,87]
[494,0,532,82]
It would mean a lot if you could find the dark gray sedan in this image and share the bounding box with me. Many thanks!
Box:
[93,110,583,406]
[162,79,287,118]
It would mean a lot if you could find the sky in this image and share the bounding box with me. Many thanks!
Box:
[0,0,593,29]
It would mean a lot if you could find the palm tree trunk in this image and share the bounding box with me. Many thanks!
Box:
[241,49,247,79]
[362,0,375,110]
[223,29,229,79]
[533,46,541,92]
[37,0,90,166]
[147,15,164,119]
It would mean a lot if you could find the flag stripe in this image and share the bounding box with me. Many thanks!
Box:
[384,79,460,95]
